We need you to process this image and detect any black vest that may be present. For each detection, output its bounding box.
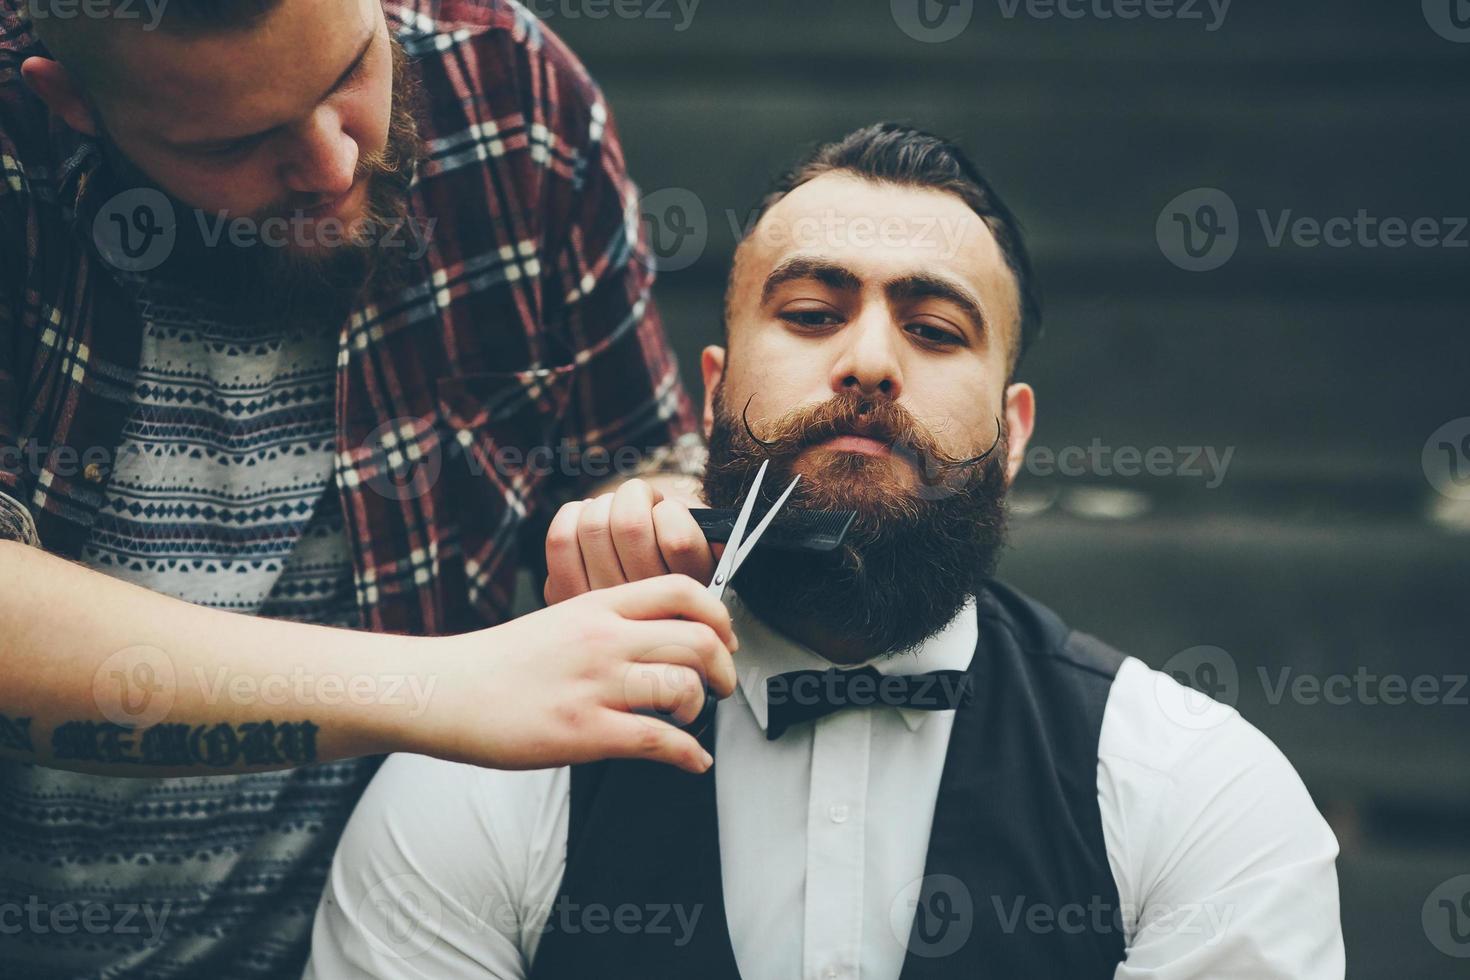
[528,582,1128,979]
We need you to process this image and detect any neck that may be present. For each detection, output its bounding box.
[762,610,883,667]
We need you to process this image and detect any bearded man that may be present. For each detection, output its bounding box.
[0,2,738,976]
[307,123,1346,979]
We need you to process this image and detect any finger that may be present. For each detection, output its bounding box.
[544,500,591,604]
[651,499,716,583]
[620,662,707,727]
[605,575,737,651]
[577,493,626,590]
[629,624,736,699]
[609,479,670,582]
[597,711,713,774]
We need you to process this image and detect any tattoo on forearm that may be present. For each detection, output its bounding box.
[0,712,35,753]
[50,720,320,768]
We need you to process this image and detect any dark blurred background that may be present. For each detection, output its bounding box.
[545,1,1470,975]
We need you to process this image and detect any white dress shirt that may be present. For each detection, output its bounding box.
[305,593,1345,979]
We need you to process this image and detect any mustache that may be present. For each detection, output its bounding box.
[738,392,1004,473]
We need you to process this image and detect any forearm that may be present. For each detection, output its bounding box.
[0,540,427,777]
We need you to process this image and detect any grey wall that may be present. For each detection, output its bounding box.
[549,2,1470,975]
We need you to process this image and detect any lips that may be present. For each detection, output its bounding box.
[818,434,892,457]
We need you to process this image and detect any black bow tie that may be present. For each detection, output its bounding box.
[764,665,974,740]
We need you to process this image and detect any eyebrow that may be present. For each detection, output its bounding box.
[171,31,376,150]
[760,257,989,338]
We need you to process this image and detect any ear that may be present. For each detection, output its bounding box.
[700,345,727,440]
[1002,381,1035,485]
[20,57,101,137]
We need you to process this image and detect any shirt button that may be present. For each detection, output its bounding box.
[83,463,105,483]
[828,804,849,824]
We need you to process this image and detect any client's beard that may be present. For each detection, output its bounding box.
[90,35,427,329]
[702,385,1011,660]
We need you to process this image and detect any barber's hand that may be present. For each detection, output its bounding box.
[544,478,717,603]
[412,575,736,774]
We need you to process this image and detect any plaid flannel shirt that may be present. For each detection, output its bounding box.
[0,0,698,635]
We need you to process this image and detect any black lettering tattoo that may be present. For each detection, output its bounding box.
[51,719,321,768]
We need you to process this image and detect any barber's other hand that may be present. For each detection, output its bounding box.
[544,478,716,603]
[411,575,736,774]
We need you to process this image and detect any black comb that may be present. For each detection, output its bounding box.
[689,507,857,554]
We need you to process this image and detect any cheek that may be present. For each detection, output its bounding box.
[908,364,1000,454]
[732,327,834,413]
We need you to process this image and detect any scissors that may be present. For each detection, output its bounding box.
[706,459,802,601]
[658,460,798,739]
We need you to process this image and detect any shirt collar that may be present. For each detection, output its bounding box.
[726,590,978,735]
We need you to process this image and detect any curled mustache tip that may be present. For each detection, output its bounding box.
[742,393,780,451]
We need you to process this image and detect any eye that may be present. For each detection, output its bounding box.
[191,137,263,161]
[780,309,842,330]
[906,322,963,346]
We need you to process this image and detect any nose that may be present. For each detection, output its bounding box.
[280,105,359,202]
[829,304,904,401]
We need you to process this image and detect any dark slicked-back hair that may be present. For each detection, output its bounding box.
[736,122,1041,369]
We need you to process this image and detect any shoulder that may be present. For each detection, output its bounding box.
[1098,658,1342,967]
[387,0,604,119]
[351,751,570,856]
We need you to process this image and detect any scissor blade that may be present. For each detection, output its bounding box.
[730,474,801,577]
[707,459,769,596]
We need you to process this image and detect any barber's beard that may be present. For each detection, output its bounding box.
[93,35,427,329]
[702,384,1011,660]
